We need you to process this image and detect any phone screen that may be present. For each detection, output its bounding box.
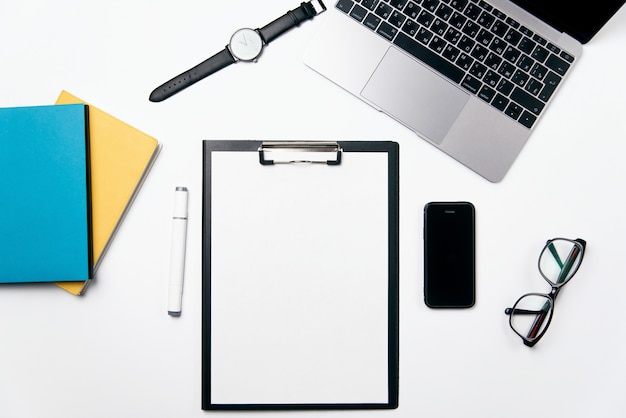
[424,202,475,308]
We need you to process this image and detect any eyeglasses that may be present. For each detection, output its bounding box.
[505,238,587,347]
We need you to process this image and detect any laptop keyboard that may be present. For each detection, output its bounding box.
[335,0,575,128]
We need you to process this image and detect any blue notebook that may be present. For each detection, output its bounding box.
[0,104,92,284]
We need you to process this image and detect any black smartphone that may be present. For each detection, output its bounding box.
[423,202,475,308]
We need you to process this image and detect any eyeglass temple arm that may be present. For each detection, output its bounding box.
[503,305,550,343]
[527,311,549,339]
[555,244,581,284]
[505,307,543,315]
[547,242,564,268]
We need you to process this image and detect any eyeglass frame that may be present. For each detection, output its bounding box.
[504,238,587,347]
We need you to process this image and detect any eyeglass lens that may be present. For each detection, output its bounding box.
[510,294,554,343]
[539,239,583,286]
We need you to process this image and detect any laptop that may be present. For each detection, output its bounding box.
[303,0,624,181]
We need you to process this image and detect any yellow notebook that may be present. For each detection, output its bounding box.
[54,91,161,295]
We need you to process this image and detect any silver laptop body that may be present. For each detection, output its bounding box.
[303,0,619,181]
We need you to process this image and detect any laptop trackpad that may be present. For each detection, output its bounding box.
[361,47,469,145]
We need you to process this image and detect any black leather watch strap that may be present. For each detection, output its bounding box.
[149,48,236,102]
[149,1,326,102]
[258,1,326,44]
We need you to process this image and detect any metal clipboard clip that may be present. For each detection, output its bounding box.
[258,142,342,165]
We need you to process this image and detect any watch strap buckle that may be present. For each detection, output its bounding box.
[309,0,327,15]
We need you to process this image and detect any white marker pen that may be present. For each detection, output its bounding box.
[168,186,188,316]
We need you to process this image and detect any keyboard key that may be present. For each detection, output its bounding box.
[504,28,522,46]
[435,4,454,20]
[416,27,434,44]
[516,55,534,72]
[492,93,509,111]
[518,37,536,54]
[404,1,421,20]
[503,45,521,63]
[461,74,482,94]
[519,25,534,37]
[490,19,509,38]
[361,0,379,10]
[496,78,514,95]
[402,19,419,36]
[389,0,408,10]
[389,10,407,27]
[432,18,449,36]
[489,38,506,55]
[478,85,496,102]
[511,69,529,87]
[483,69,500,87]
[429,35,447,54]
[476,28,494,46]
[350,5,368,21]
[336,0,354,13]
[538,71,561,101]
[546,42,560,54]
[458,35,475,53]
[450,0,468,12]
[477,11,495,29]
[469,62,487,78]
[444,27,462,44]
[505,102,523,120]
[529,62,547,80]
[470,44,488,61]
[498,61,515,78]
[560,50,575,63]
[377,21,399,40]
[456,53,474,70]
[511,87,544,115]
[449,11,467,29]
[364,12,382,30]
[492,8,506,20]
[394,32,465,83]
[532,33,547,46]
[505,16,520,29]
[423,0,440,13]
[484,52,502,70]
[442,44,461,62]
[463,3,481,19]
[519,111,537,128]
[375,2,393,19]
[462,20,480,37]
[531,45,549,62]
[545,54,570,76]
[417,10,435,26]
[524,78,542,96]
[470,62,487,79]
[478,1,493,12]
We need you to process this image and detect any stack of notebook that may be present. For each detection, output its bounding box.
[0,91,161,295]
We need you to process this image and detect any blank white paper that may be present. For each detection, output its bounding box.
[209,149,390,405]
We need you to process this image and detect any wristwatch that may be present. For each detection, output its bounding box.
[149,0,326,102]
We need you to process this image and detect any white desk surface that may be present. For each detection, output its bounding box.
[1,1,625,417]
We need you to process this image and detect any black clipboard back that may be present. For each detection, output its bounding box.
[202,140,399,410]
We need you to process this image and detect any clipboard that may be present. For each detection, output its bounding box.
[202,140,399,410]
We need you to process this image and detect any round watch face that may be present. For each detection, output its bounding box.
[229,28,264,62]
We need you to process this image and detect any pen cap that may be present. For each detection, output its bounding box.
[173,186,188,219]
